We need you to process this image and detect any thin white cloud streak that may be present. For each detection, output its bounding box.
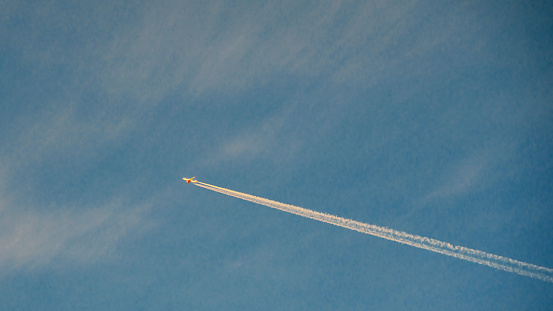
[423,152,491,202]
[194,181,553,283]
[197,106,303,167]
[0,194,150,272]
[96,0,428,99]
[0,101,147,273]
[3,106,133,168]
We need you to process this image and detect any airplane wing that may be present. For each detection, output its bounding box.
[183,177,197,183]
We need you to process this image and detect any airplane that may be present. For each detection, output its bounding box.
[183,177,198,184]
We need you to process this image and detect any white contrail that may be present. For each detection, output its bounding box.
[194,181,553,283]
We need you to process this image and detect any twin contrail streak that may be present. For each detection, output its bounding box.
[194,180,553,283]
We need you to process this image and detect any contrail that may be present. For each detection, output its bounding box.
[193,180,553,283]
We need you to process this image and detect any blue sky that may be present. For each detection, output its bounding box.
[1,0,552,309]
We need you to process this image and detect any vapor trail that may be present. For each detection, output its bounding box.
[194,181,553,283]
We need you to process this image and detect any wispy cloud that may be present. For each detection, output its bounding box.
[0,100,148,275]
[197,105,303,167]
[426,155,488,200]
[3,105,133,169]
[93,0,428,99]
[422,141,518,203]
[0,193,150,272]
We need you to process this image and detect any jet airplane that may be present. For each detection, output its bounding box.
[183,177,198,184]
